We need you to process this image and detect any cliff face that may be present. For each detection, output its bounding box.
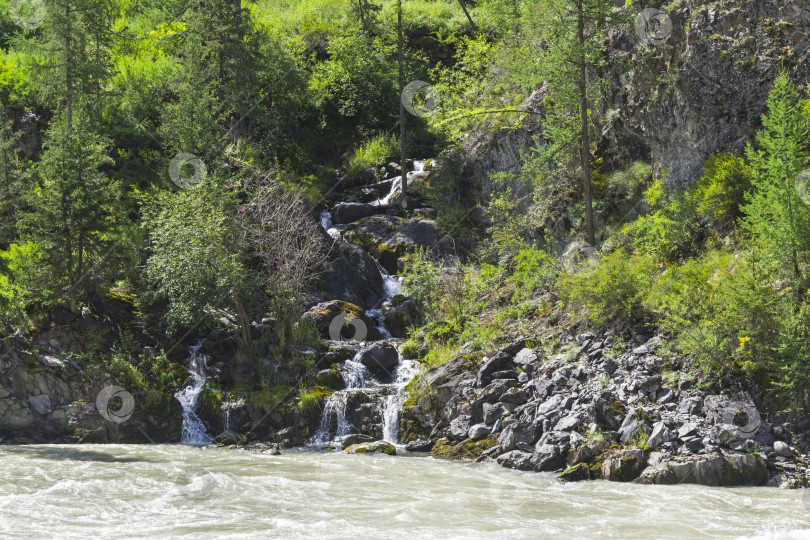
[611,0,810,189]
[472,0,810,197]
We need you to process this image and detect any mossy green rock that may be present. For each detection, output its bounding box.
[431,436,497,461]
[345,441,397,455]
[559,462,602,482]
[316,366,344,390]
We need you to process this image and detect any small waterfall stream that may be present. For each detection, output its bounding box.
[175,342,213,445]
[311,162,427,447]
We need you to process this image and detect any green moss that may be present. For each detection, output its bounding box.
[609,400,627,415]
[559,462,600,482]
[431,436,497,461]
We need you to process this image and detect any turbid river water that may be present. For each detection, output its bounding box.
[0,445,809,539]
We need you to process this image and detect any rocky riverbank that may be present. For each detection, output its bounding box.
[397,330,810,489]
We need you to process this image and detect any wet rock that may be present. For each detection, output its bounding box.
[600,447,648,482]
[345,441,397,455]
[316,366,345,390]
[405,439,435,452]
[635,450,768,486]
[357,342,399,380]
[533,443,564,472]
[496,449,534,470]
[301,301,383,341]
[341,433,375,449]
[432,436,498,461]
[331,202,376,224]
[214,430,247,446]
[559,462,599,482]
[382,300,424,338]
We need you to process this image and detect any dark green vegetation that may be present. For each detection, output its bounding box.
[1,0,810,422]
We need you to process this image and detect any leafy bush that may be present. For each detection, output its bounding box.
[691,153,751,233]
[557,249,658,325]
[345,133,398,179]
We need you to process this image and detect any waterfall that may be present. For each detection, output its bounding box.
[221,393,245,432]
[312,392,353,444]
[175,342,213,445]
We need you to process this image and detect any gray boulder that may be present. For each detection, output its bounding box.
[497,421,540,451]
[357,342,399,380]
[468,424,491,441]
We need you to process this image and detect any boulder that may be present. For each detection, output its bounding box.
[315,367,345,390]
[496,450,534,471]
[483,403,507,425]
[448,415,472,441]
[301,301,383,342]
[345,441,397,455]
[468,424,490,441]
[536,394,564,417]
[321,238,386,309]
[647,422,677,450]
[600,447,648,482]
[476,352,515,387]
[618,409,650,445]
[340,433,376,449]
[331,202,376,224]
[382,300,424,338]
[356,342,399,380]
[773,440,794,457]
[214,430,247,446]
[635,450,768,486]
[497,421,540,451]
[405,439,435,452]
[532,444,564,472]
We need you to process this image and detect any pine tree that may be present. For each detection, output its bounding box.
[0,113,24,248]
[518,0,624,245]
[743,73,810,296]
[19,113,118,294]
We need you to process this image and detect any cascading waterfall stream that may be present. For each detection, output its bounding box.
[310,159,429,447]
[175,342,213,445]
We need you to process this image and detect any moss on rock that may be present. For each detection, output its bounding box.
[431,436,497,461]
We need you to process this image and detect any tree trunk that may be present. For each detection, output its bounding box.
[65,2,72,130]
[457,0,477,31]
[577,0,594,245]
[231,0,246,141]
[398,0,407,203]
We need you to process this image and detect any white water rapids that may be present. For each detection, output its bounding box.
[0,444,807,539]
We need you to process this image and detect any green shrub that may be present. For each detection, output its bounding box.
[691,153,751,233]
[557,249,658,325]
[345,133,398,180]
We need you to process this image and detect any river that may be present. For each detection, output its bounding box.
[0,444,808,539]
